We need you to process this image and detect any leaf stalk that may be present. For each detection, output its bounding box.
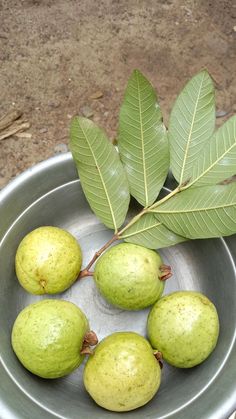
[79,234,119,278]
[148,186,180,211]
[78,187,181,277]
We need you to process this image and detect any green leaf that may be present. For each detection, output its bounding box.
[70,117,130,232]
[118,69,169,207]
[185,115,236,188]
[169,70,215,185]
[151,183,236,239]
[120,213,186,249]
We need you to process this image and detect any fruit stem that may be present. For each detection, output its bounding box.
[79,269,94,278]
[78,234,119,278]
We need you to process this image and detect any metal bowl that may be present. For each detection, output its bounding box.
[0,153,235,419]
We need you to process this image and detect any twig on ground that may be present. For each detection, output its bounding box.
[0,122,30,141]
[0,110,22,131]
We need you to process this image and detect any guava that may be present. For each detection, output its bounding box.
[93,243,171,310]
[11,299,98,378]
[83,331,162,412]
[147,291,220,368]
[15,226,82,294]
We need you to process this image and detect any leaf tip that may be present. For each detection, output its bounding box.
[199,67,210,76]
[131,69,148,84]
[70,115,84,133]
[132,68,142,77]
[197,68,215,89]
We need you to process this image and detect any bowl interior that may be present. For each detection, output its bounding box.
[0,155,235,419]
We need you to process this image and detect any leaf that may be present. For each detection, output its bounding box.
[185,115,236,188]
[169,70,215,185]
[118,69,169,207]
[151,183,236,239]
[70,117,130,232]
[120,213,186,249]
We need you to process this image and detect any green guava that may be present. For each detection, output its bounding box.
[94,243,171,310]
[11,299,97,378]
[83,331,162,412]
[147,291,220,368]
[15,226,82,294]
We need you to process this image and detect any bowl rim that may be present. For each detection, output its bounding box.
[0,152,73,200]
[0,153,236,419]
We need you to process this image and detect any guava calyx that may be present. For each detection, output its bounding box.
[153,350,163,369]
[159,264,172,281]
[39,279,47,289]
[80,331,98,355]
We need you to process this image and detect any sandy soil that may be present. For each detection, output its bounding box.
[0,0,236,188]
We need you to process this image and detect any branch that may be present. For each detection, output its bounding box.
[78,187,181,279]
[117,207,147,237]
[148,186,180,210]
[79,234,119,278]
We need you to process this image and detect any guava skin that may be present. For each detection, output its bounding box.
[15,226,82,294]
[94,243,165,310]
[83,332,161,412]
[11,299,89,378]
[147,291,220,368]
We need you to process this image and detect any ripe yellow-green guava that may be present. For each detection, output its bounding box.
[83,331,162,412]
[94,243,170,310]
[147,291,220,368]
[11,299,97,378]
[15,226,82,294]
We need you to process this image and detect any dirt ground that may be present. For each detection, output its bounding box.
[0,0,236,189]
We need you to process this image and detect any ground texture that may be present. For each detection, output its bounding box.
[0,0,236,188]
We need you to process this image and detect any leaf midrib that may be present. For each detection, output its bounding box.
[136,71,148,207]
[179,72,205,185]
[152,200,236,214]
[79,122,117,232]
[121,221,162,238]
[185,136,236,188]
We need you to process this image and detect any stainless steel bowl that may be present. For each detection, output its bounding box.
[0,153,235,419]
